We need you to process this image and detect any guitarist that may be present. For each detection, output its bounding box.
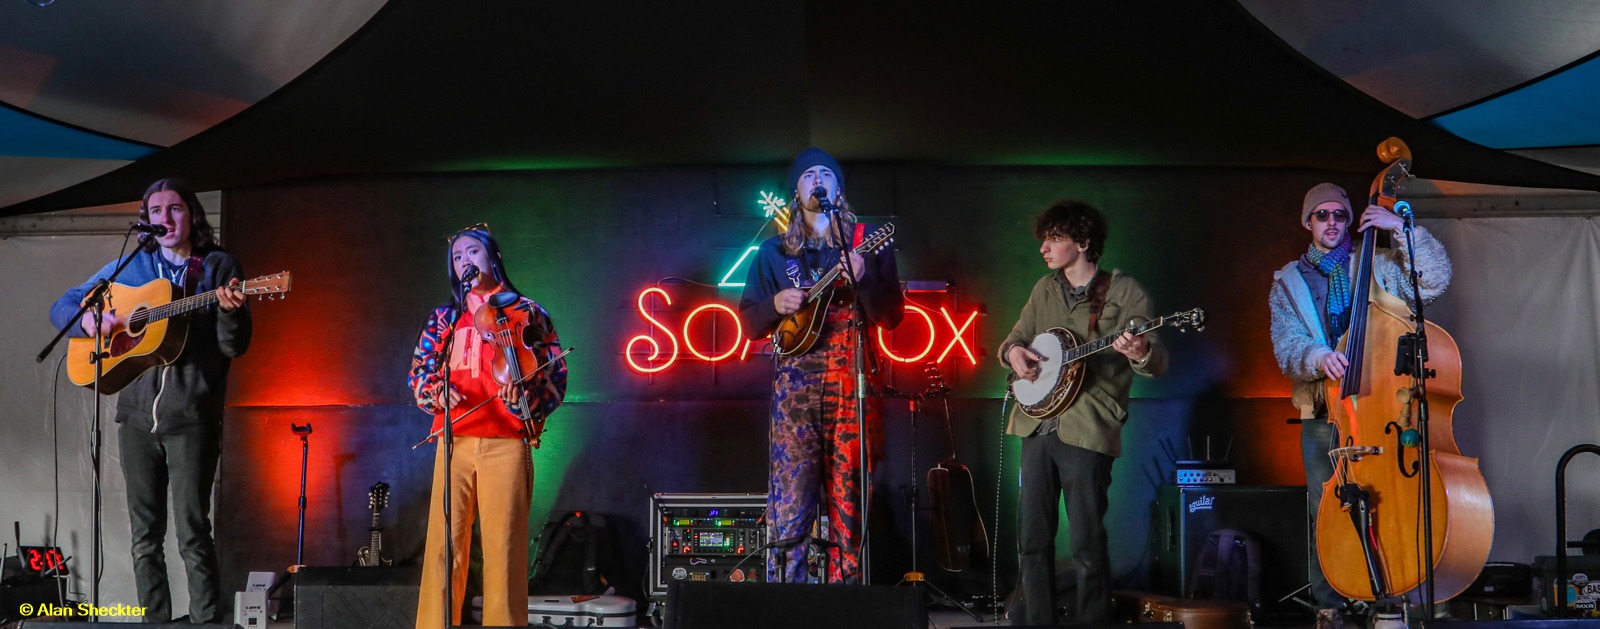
[1267,183,1451,629]
[48,178,250,624]
[737,147,903,584]
[999,200,1166,624]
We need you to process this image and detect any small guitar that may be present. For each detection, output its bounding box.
[924,364,990,572]
[769,223,895,356]
[66,272,292,393]
[1010,308,1205,418]
[355,482,392,567]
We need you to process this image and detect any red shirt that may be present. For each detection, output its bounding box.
[431,288,528,439]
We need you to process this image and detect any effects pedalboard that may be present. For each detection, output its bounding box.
[647,493,768,599]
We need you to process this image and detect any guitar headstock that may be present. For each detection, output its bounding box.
[242,272,293,301]
[856,223,896,255]
[1166,308,1207,333]
[368,482,390,512]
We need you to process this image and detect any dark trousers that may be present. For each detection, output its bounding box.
[118,422,223,623]
[1018,435,1114,625]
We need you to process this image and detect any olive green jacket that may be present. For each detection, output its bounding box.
[999,269,1168,457]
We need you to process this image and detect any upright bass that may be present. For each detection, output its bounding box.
[1315,138,1493,604]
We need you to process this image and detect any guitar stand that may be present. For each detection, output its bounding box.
[895,384,984,623]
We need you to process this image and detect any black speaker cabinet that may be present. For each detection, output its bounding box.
[295,565,422,629]
[664,581,927,629]
[1152,484,1308,617]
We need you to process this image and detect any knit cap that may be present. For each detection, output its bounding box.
[1302,182,1351,225]
[787,147,844,198]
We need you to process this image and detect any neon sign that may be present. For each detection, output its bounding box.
[623,287,979,374]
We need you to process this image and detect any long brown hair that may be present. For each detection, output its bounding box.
[138,178,218,254]
[780,194,858,256]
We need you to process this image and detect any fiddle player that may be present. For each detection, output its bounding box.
[1000,200,1167,624]
[1268,183,1450,629]
[406,223,567,629]
[737,147,902,583]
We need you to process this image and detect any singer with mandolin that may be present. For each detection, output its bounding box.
[406,223,567,629]
[999,200,1168,625]
[1268,182,1451,629]
[737,147,903,584]
[47,178,251,624]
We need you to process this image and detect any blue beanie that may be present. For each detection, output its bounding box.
[786,147,844,199]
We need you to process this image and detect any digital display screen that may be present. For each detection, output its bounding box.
[696,532,728,547]
[20,546,69,576]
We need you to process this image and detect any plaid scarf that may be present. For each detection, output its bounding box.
[1305,237,1352,340]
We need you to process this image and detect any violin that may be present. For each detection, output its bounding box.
[473,290,553,447]
[1315,137,1493,604]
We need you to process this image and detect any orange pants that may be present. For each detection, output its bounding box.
[415,436,533,629]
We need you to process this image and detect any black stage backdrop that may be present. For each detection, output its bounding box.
[213,164,1370,603]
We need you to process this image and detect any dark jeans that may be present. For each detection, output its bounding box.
[118,422,223,623]
[1018,435,1114,625]
[1301,418,1344,610]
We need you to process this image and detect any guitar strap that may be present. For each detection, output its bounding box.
[852,222,865,248]
[182,256,204,296]
[1085,269,1112,336]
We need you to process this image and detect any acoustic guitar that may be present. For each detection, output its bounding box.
[1010,308,1205,418]
[769,223,895,356]
[66,272,292,393]
[923,363,990,572]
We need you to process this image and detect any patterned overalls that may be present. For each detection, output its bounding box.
[766,243,883,584]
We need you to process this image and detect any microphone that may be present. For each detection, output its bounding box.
[131,222,168,236]
[811,186,838,216]
[460,263,480,289]
[1393,200,1413,219]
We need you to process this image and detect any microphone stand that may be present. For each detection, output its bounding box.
[34,230,153,620]
[433,277,470,629]
[830,204,873,585]
[1392,205,1437,619]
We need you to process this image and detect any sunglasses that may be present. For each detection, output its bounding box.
[445,221,491,241]
[1310,209,1350,224]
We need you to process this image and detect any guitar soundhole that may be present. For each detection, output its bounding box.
[124,309,148,337]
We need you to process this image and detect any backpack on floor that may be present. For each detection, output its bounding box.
[1186,528,1262,616]
[529,511,618,595]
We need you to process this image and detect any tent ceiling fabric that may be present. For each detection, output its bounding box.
[1236,0,1600,119]
[0,0,387,146]
[1237,0,1600,175]
[4,0,1600,216]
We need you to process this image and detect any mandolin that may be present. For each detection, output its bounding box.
[355,482,392,567]
[769,224,895,356]
[66,272,291,393]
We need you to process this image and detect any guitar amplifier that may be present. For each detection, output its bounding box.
[1152,485,1308,620]
[647,493,768,599]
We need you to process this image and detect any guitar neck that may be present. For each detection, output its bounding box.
[1065,317,1167,364]
[128,287,225,327]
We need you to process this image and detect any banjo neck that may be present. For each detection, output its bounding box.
[1063,316,1168,364]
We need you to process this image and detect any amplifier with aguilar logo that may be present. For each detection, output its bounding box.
[1152,485,1309,620]
[647,493,768,600]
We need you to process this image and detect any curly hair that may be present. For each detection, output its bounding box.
[1033,199,1107,263]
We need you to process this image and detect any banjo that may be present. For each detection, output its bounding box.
[1010,308,1205,418]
